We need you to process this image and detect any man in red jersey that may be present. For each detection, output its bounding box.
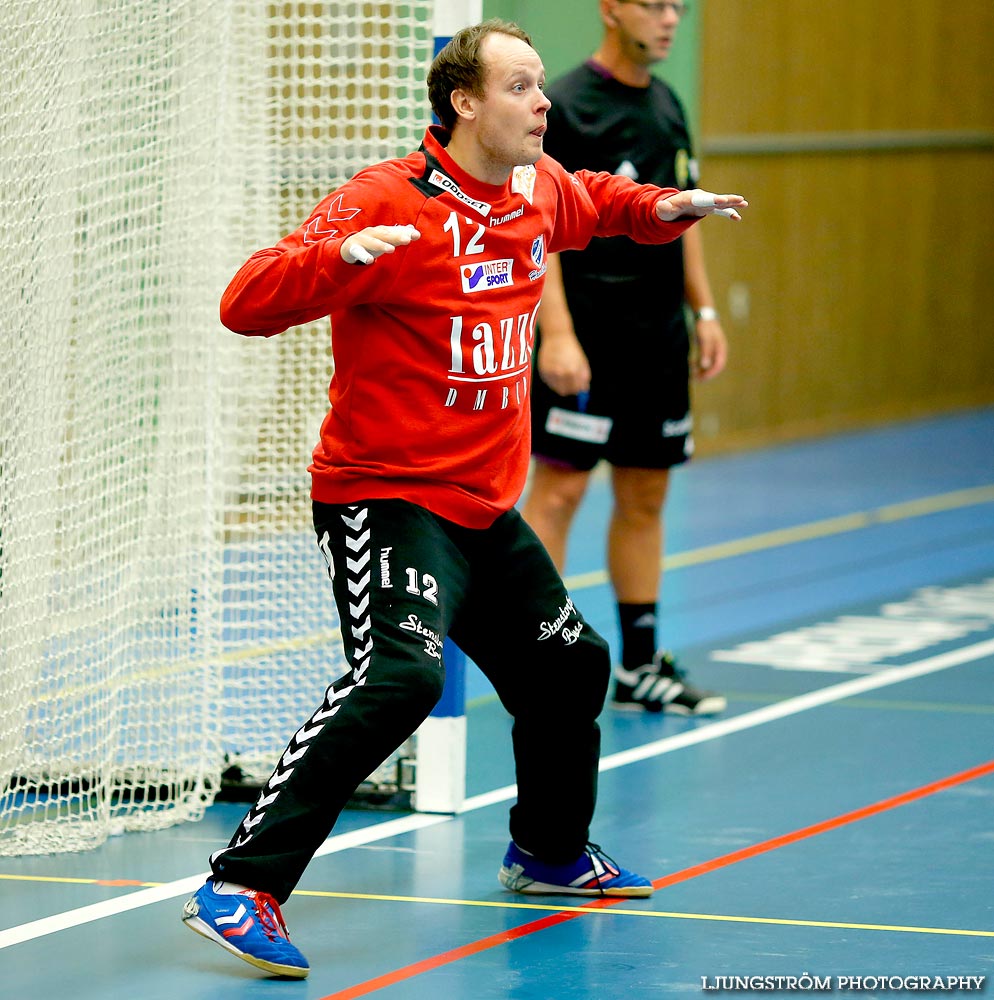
[183,19,745,979]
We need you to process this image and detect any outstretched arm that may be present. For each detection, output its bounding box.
[551,165,748,254]
[220,171,422,337]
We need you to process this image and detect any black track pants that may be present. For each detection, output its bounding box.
[210,499,610,902]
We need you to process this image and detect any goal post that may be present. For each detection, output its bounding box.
[0,0,479,856]
[410,0,483,816]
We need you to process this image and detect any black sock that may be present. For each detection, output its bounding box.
[617,602,657,669]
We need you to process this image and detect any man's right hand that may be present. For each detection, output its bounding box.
[537,329,592,397]
[341,224,421,264]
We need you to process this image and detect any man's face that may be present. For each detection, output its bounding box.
[473,33,551,174]
[611,0,683,65]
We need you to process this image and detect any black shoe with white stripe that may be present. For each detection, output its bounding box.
[611,651,727,716]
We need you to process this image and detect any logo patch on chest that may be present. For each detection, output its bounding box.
[461,258,515,292]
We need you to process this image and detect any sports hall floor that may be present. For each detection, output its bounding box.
[3,407,993,999]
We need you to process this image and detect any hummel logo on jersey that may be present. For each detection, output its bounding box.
[490,206,525,227]
[461,259,514,293]
[302,193,362,245]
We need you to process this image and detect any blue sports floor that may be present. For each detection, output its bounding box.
[2,408,993,999]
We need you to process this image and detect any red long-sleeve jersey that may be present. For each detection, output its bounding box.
[220,126,698,529]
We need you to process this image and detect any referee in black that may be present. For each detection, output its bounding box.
[523,0,730,716]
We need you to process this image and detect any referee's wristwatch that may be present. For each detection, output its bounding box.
[694,306,719,323]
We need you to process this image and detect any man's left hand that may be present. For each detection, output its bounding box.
[656,189,747,222]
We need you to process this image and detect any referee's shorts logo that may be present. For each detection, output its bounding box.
[546,407,612,444]
[662,414,693,438]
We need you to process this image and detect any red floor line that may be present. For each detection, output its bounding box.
[320,758,994,999]
[653,757,994,890]
[320,911,581,999]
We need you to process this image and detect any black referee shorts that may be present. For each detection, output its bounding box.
[531,288,693,472]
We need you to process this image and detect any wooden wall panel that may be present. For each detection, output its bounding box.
[701,0,994,135]
[693,0,994,452]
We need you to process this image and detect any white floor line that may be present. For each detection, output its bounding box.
[597,638,994,772]
[2,637,992,951]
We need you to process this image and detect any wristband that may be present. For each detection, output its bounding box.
[694,306,719,323]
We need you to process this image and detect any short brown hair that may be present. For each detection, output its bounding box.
[427,19,533,132]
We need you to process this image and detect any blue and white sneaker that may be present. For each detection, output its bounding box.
[499,842,654,898]
[182,879,309,979]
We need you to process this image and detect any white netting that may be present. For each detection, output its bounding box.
[0,0,434,856]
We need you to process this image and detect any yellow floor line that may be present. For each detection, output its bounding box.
[2,873,989,939]
[564,483,994,592]
[290,889,994,939]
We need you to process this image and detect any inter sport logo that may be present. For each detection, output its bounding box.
[461,258,515,293]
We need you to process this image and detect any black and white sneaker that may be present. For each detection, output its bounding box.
[611,651,727,716]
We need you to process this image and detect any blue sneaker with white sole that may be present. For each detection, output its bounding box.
[182,878,309,979]
[499,841,653,898]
